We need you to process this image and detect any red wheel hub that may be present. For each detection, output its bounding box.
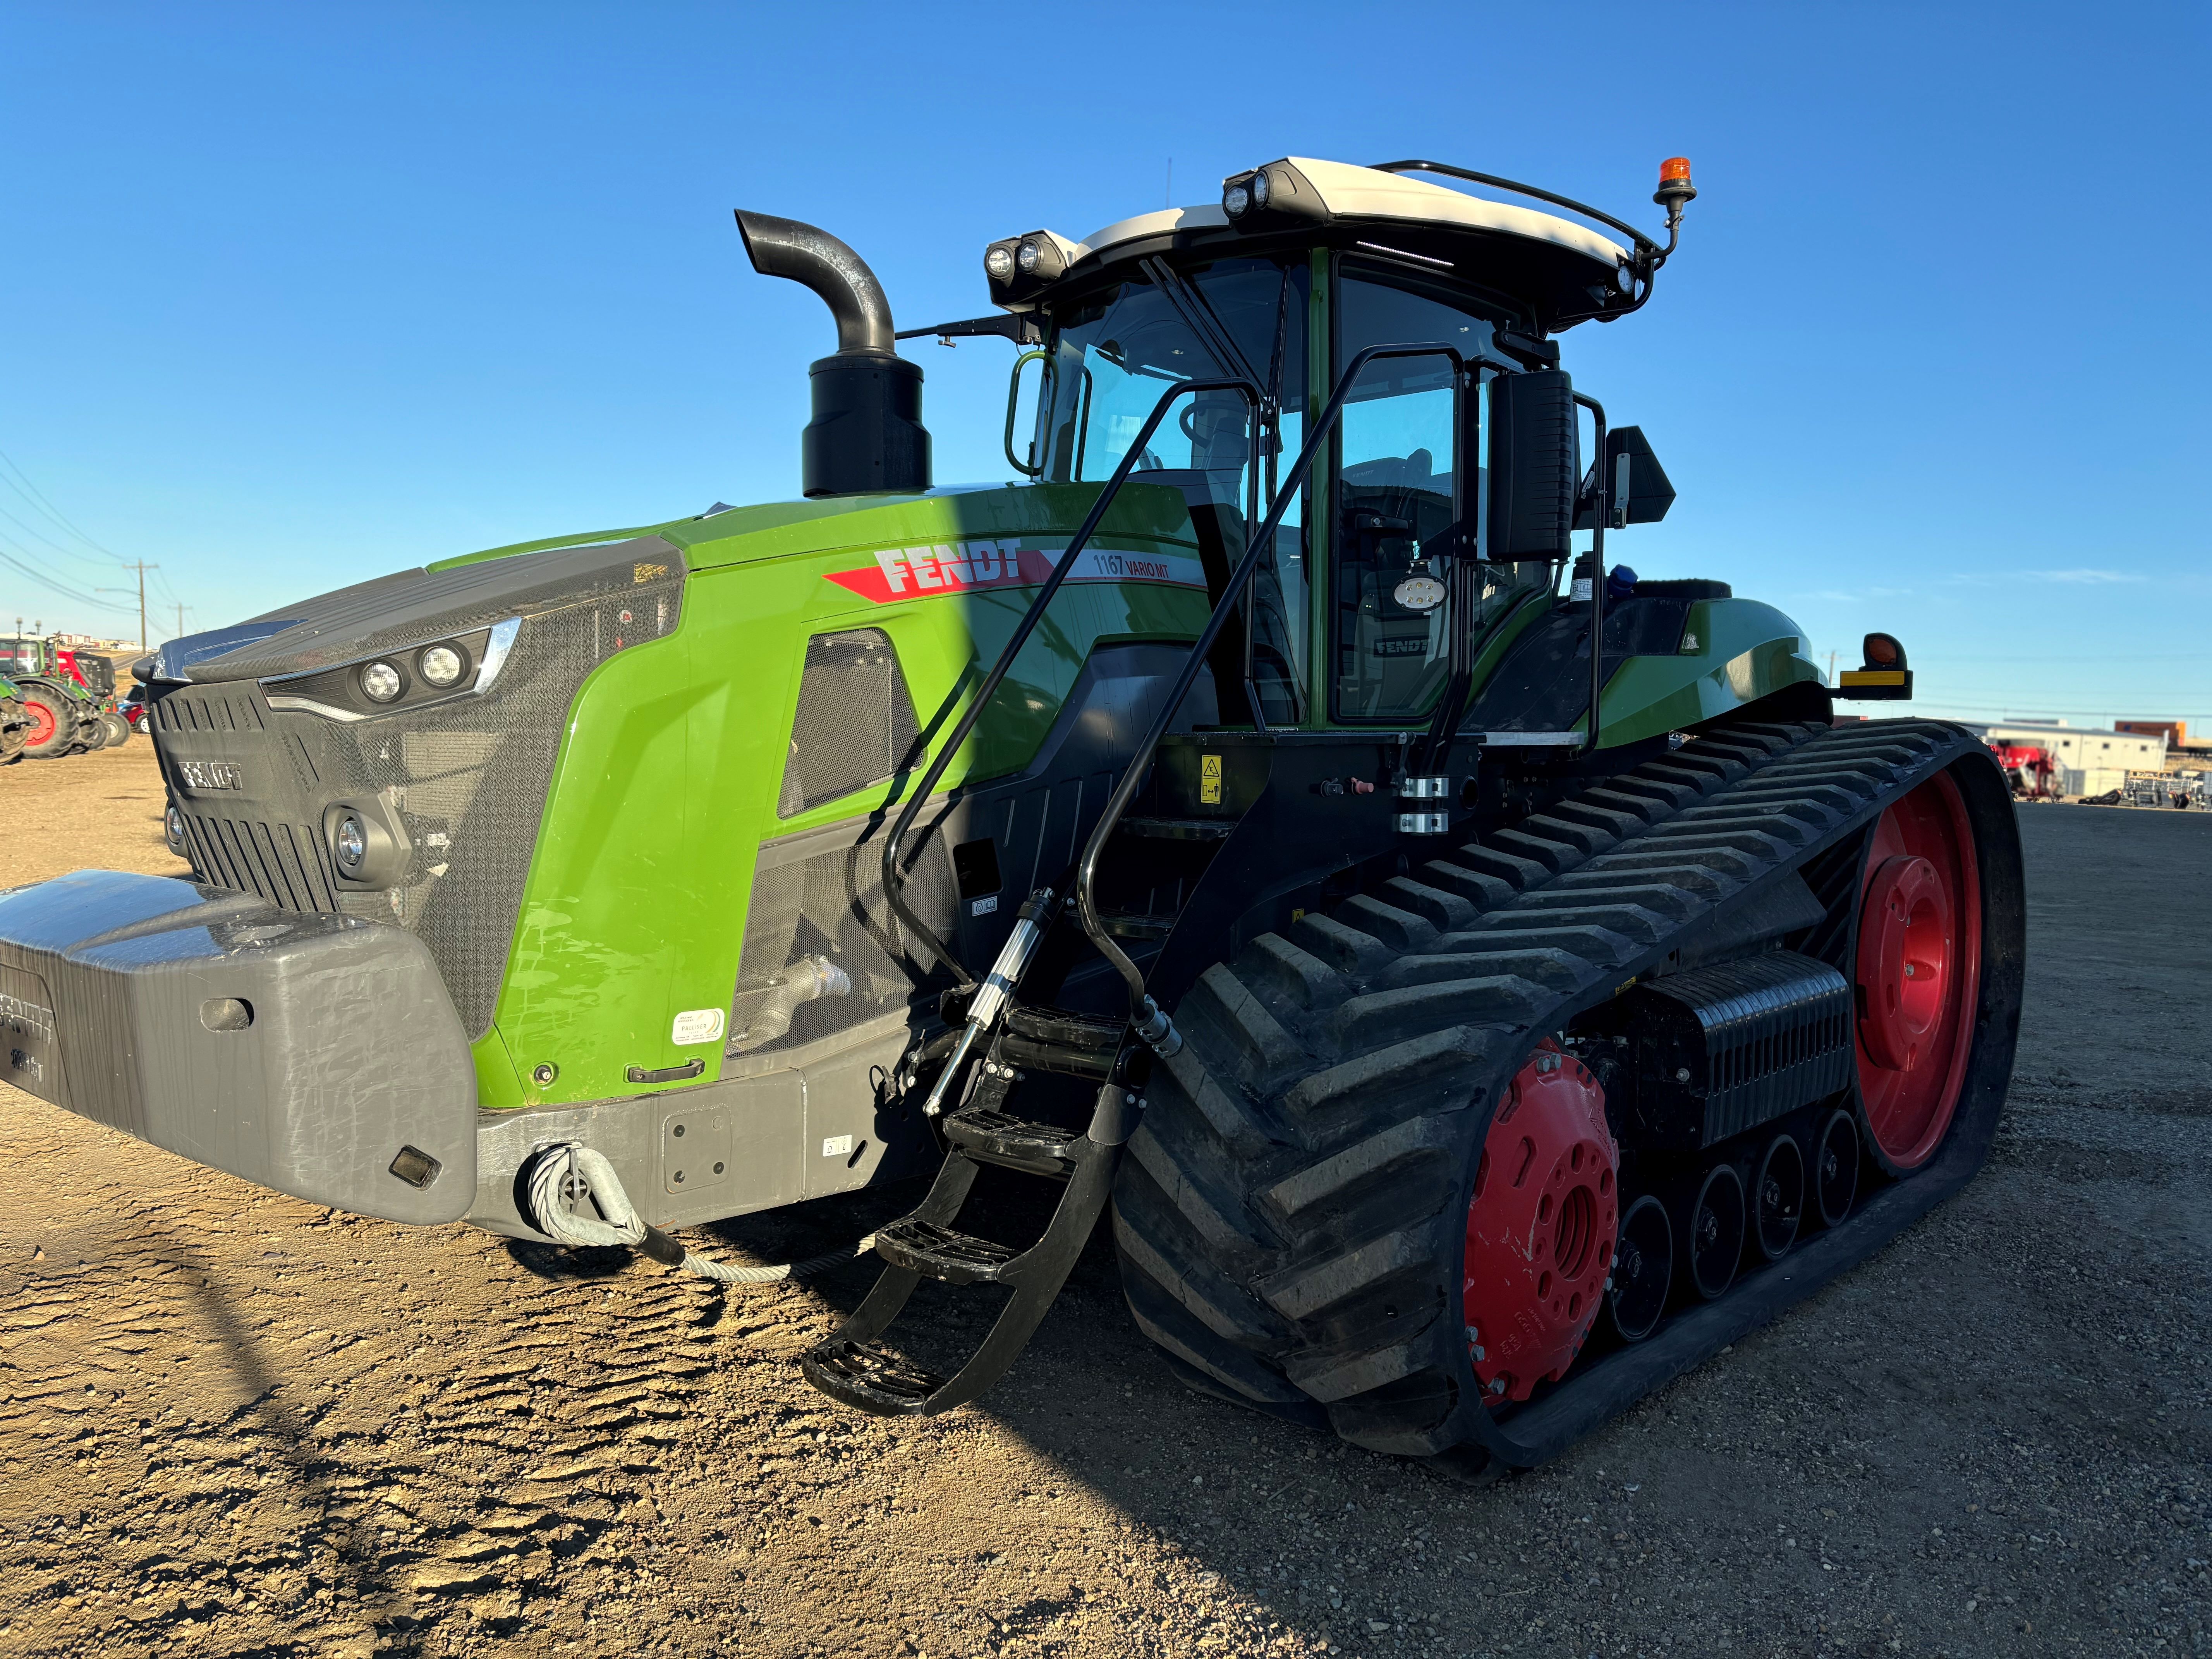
[24,699,55,747]
[1462,1042,1618,1405]
[1855,770,1982,1170]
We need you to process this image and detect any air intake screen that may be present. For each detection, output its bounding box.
[778,629,922,818]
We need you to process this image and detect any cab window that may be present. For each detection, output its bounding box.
[1039,258,1310,725]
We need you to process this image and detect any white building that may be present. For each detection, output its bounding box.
[1980,721,2166,797]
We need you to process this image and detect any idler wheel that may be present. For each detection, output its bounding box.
[1684,1163,1745,1301]
[1463,1043,1619,1405]
[1607,1194,1673,1343]
[1812,1107,1860,1228]
[1855,771,1982,1171]
[1752,1133,1804,1262]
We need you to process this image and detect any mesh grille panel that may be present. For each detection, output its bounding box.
[728,815,957,1058]
[778,629,921,818]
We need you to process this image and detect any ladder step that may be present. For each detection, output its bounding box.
[873,1218,1025,1285]
[1098,909,1178,940]
[1116,816,1236,842]
[944,1108,1084,1176]
[802,1339,949,1414]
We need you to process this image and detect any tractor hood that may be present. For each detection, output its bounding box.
[154,533,687,687]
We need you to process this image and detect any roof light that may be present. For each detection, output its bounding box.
[1250,168,1271,208]
[1016,238,1041,273]
[1863,632,1905,669]
[985,244,1015,281]
[1223,181,1250,218]
[1654,156,1697,211]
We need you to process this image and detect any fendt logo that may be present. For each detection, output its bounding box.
[826,542,1206,606]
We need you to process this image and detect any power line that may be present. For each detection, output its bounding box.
[0,447,130,563]
[0,542,136,616]
[0,500,127,570]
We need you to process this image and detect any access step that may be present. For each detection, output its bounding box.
[1097,909,1178,941]
[943,1107,1084,1176]
[872,1218,1025,1285]
[804,1339,948,1413]
[1115,816,1235,842]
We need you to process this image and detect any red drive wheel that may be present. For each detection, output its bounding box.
[24,697,55,748]
[1463,1042,1618,1405]
[1855,769,1982,1171]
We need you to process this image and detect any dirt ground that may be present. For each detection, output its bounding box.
[1,744,2206,1659]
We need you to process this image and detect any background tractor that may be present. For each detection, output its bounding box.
[0,673,29,764]
[0,155,2022,1472]
[0,632,107,758]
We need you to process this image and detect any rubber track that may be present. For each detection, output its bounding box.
[1111,717,2003,1466]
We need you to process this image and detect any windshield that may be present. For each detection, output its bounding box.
[1037,257,1312,723]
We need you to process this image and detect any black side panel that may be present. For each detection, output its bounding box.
[1461,592,1695,733]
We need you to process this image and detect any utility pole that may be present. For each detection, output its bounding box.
[98,561,158,651]
[1827,650,1838,685]
[176,603,185,639]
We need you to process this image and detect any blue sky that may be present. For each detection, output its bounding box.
[3,2,2205,729]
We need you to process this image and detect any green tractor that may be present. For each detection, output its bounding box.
[0,633,107,758]
[0,673,29,764]
[0,156,2021,1472]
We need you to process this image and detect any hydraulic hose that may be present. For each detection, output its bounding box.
[524,1144,873,1285]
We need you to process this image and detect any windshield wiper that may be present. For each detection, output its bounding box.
[1140,257,1265,397]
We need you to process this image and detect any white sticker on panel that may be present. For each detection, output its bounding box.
[821,1134,855,1158]
[670,1008,726,1046]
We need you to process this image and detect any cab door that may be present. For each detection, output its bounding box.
[1326,262,1499,724]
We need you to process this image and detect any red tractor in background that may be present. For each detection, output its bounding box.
[1989,742,2057,801]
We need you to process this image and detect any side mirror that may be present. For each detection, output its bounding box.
[1483,369,1578,560]
[1575,425,1676,529]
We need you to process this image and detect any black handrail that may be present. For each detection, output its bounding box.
[1573,391,1609,754]
[879,374,1262,987]
[1074,340,1467,1023]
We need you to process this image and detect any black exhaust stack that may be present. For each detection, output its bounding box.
[735,211,931,498]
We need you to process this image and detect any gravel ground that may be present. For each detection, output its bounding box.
[0,745,2205,1658]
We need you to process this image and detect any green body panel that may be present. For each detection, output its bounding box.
[1592,598,1822,747]
[479,481,1213,1108]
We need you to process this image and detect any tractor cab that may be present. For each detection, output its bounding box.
[969,158,1692,744]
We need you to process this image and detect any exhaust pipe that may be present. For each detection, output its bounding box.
[735,210,931,498]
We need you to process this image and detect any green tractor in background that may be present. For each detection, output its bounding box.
[0,673,30,764]
[0,156,2021,1473]
[0,633,109,758]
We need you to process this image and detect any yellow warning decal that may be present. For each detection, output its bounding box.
[633,561,670,583]
[1200,753,1223,804]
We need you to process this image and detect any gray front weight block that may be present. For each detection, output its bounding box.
[0,869,476,1224]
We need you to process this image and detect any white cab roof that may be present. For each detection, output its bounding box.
[1072,158,1630,270]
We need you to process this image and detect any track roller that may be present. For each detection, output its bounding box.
[1607,1193,1673,1342]
[1812,1107,1859,1228]
[1752,1132,1804,1261]
[1684,1164,1745,1300]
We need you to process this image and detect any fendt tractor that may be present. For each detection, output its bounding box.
[0,634,110,758]
[0,674,29,764]
[0,156,2023,1472]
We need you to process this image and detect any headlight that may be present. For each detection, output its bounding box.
[333,813,368,872]
[1016,237,1041,274]
[984,244,1014,280]
[164,803,187,854]
[417,643,465,687]
[1223,182,1250,218]
[359,660,404,702]
[1250,169,1271,207]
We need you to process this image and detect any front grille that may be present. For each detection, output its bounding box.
[179,813,341,913]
